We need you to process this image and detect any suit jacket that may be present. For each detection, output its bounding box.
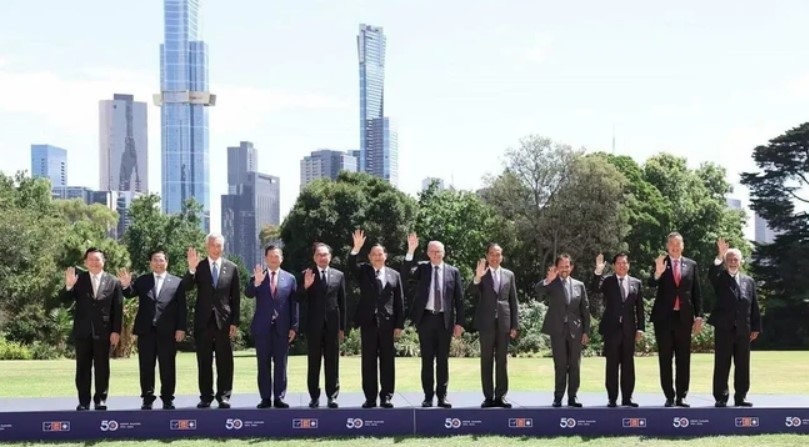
[348,253,404,329]
[60,271,123,339]
[245,269,299,336]
[592,273,645,336]
[181,258,241,330]
[648,256,703,326]
[470,268,519,333]
[706,263,761,334]
[295,267,347,335]
[123,273,187,337]
[536,276,590,339]
[404,259,465,330]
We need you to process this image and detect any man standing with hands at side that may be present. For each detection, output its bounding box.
[404,233,465,409]
[182,233,241,409]
[536,254,590,408]
[708,239,761,408]
[61,248,123,411]
[649,232,703,408]
[296,243,345,408]
[470,243,519,408]
[593,252,644,408]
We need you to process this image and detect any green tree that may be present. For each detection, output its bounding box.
[741,122,809,348]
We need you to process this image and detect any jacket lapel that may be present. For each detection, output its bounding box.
[95,272,106,299]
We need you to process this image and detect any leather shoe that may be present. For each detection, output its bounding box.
[664,398,674,407]
[481,399,496,408]
[380,398,394,409]
[495,398,512,409]
[421,399,433,408]
[162,402,175,410]
[715,401,727,408]
[735,400,753,407]
[197,401,211,409]
[622,400,639,408]
[568,397,583,408]
[552,400,562,408]
[308,399,319,408]
[274,399,290,409]
[141,401,153,410]
[437,398,452,409]
[94,401,107,411]
[257,400,273,409]
[76,405,89,411]
[675,398,690,408]
[327,398,338,409]
[362,400,376,408]
[607,401,618,408]
[218,399,231,409]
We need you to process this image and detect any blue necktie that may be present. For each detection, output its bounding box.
[211,262,219,288]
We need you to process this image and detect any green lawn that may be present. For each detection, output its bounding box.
[1,351,807,397]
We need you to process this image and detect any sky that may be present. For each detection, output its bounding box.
[1,0,808,239]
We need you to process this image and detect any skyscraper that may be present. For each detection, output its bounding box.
[754,214,778,245]
[221,142,280,267]
[99,94,148,193]
[155,0,216,230]
[358,24,398,186]
[300,149,358,190]
[31,144,68,187]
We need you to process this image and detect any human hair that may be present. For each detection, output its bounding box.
[265,245,283,256]
[84,247,104,260]
[555,253,573,266]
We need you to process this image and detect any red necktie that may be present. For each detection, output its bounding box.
[673,260,681,310]
[271,271,277,296]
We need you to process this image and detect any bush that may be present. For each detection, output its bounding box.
[513,299,551,357]
[30,341,62,360]
[0,335,33,360]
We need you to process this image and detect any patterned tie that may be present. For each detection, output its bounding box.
[673,259,681,310]
[271,271,278,321]
[434,266,443,312]
[211,262,219,288]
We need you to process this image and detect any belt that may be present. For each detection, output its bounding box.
[425,310,444,315]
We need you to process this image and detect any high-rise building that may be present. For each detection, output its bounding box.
[155,0,216,230]
[221,142,280,267]
[726,197,742,210]
[300,149,358,190]
[754,214,778,245]
[31,144,67,187]
[358,24,398,186]
[99,94,148,193]
[422,177,446,192]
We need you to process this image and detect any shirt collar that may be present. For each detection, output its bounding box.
[208,257,220,266]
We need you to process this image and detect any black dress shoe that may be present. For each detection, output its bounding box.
[380,398,394,409]
[94,402,107,411]
[162,402,176,410]
[76,405,90,411]
[257,400,273,409]
[437,398,452,409]
[568,398,583,408]
[552,400,562,408]
[327,399,338,409]
[675,398,690,408]
[421,399,433,408]
[218,399,231,409]
[664,398,674,407]
[481,399,495,408]
[607,401,618,408]
[715,401,727,408]
[362,400,376,408]
[308,399,319,408]
[274,399,290,409]
[495,398,512,409]
[622,400,639,408]
[141,402,153,410]
[197,400,212,409]
[734,400,753,407]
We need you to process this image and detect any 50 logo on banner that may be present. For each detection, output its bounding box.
[560,418,577,428]
[444,418,462,429]
[785,417,802,427]
[672,417,690,428]
[99,420,119,432]
[346,418,364,429]
[225,419,243,430]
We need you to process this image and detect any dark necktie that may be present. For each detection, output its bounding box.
[434,266,443,312]
[618,277,627,302]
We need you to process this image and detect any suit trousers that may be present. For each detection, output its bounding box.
[479,320,510,400]
[195,313,234,403]
[254,322,290,401]
[712,327,751,403]
[137,328,178,403]
[74,335,111,406]
[360,317,395,402]
[654,311,692,400]
[418,312,452,399]
[603,327,636,403]
[550,324,582,401]
[306,322,340,400]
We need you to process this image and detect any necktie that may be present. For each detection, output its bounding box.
[321,269,327,291]
[564,278,571,305]
[92,275,100,298]
[492,269,500,293]
[673,260,681,310]
[375,269,383,290]
[211,262,219,288]
[154,275,163,298]
[433,266,443,312]
[271,271,278,321]
[618,277,626,302]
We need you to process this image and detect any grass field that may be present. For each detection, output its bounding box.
[1,351,808,397]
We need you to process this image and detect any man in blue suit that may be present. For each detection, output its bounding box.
[245,245,299,409]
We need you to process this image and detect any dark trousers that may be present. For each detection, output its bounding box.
[479,321,510,400]
[254,325,290,401]
[195,313,233,403]
[604,329,636,403]
[137,329,178,403]
[654,312,692,400]
[418,312,452,399]
[713,327,751,403]
[550,328,582,401]
[307,325,340,400]
[360,318,395,402]
[74,335,111,406]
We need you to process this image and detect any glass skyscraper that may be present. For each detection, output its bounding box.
[30,144,67,187]
[358,24,398,186]
[156,0,215,230]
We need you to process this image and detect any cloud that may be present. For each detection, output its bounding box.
[521,37,553,64]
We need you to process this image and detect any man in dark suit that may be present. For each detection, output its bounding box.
[296,243,346,408]
[708,239,761,408]
[182,233,241,409]
[349,229,404,409]
[404,233,465,409]
[648,231,703,407]
[245,245,299,409]
[61,248,123,411]
[593,252,644,408]
[470,243,518,408]
[536,253,590,408]
[118,250,187,410]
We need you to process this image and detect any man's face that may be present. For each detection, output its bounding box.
[486,246,503,269]
[313,246,331,269]
[369,246,387,267]
[613,256,630,277]
[428,242,445,265]
[725,252,741,273]
[667,236,684,258]
[265,248,283,270]
[206,238,223,259]
[556,257,573,278]
[150,253,168,275]
[85,252,104,274]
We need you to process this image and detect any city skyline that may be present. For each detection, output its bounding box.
[4,1,809,240]
[30,144,67,188]
[99,94,148,193]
